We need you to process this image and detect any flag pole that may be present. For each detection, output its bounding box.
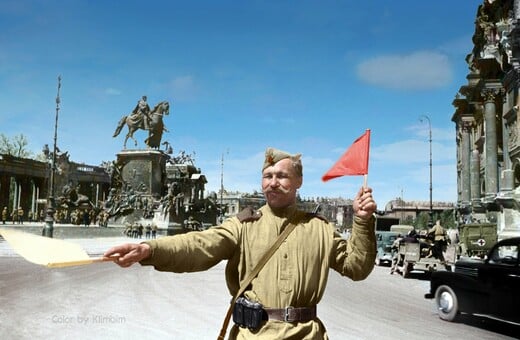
[363,174,368,189]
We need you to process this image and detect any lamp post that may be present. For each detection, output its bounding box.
[419,114,433,228]
[43,75,61,238]
[219,149,229,224]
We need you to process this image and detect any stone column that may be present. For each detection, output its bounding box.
[12,179,19,213]
[461,122,472,204]
[19,176,32,217]
[470,148,481,202]
[482,88,500,198]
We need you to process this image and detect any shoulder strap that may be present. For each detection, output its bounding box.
[217,219,297,340]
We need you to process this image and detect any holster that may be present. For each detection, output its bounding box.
[232,297,264,330]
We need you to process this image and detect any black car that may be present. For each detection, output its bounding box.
[425,236,520,325]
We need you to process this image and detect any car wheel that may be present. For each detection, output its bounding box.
[434,285,459,322]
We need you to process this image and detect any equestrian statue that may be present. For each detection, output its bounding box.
[113,96,170,149]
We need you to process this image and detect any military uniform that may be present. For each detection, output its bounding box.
[428,222,446,242]
[428,221,446,261]
[141,204,376,339]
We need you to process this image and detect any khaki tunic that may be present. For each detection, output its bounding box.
[428,224,446,241]
[141,204,376,339]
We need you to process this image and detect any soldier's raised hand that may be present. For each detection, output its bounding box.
[353,187,376,220]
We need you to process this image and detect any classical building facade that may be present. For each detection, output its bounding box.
[383,199,455,225]
[0,153,110,222]
[452,0,520,239]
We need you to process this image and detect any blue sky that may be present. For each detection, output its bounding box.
[0,0,483,207]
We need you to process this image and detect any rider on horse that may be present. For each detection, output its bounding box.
[130,95,151,130]
[113,99,170,149]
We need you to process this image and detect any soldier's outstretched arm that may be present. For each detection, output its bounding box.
[104,243,151,268]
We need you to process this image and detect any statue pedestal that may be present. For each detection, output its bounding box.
[116,150,167,198]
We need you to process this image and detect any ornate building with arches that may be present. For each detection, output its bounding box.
[452,0,520,239]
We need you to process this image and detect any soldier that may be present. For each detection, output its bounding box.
[2,207,7,224]
[390,233,403,274]
[105,147,377,339]
[428,219,447,261]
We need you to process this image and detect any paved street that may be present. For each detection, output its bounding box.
[1,230,519,340]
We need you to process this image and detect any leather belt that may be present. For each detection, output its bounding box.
[264,306,316,322]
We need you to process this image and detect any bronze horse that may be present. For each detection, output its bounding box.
[113,101,170,149]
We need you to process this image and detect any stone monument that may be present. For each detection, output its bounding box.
[108,96,218,233]
[108,97,171,223]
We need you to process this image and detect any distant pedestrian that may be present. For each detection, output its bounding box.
[151,223,157,239]
[82,210,90,227]
[138,223,143,239]
[145,224,151,239]
[17,207,24,224]
[2,207,7,224]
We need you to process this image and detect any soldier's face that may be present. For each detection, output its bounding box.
[262,158,302,209]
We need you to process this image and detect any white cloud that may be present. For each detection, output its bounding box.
[356,51,452,90]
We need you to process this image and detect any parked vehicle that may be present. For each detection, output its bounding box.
[375,231,399,266]
[425,237,520,325]
[375,216,400,231]
[458,222,497,258]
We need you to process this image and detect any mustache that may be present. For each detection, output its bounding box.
[264,187,290,194]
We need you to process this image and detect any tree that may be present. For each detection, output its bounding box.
[414,211,430,230]
[440,209,456,229]
[0,133,32,158]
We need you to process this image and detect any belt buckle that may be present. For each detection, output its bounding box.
[283,306,295,322]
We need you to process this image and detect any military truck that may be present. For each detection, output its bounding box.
[392,227,457,277]
[375,216,400,231]
[457,222,497,258]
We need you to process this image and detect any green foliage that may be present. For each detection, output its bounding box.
[402,215,414,226]
[439,209,456,229]
[414,211,430,229]
[0,133,32,158]
[414,209,455,230]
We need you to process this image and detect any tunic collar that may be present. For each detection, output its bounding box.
[265,203,298,219]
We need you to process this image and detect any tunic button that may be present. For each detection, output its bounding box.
[284,254,288,258]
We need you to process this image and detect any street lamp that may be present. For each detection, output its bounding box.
[43,75,61,238]
[219,149,229,224]
[419,115,433,228]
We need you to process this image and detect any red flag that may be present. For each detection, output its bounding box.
[322,129,370,182]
